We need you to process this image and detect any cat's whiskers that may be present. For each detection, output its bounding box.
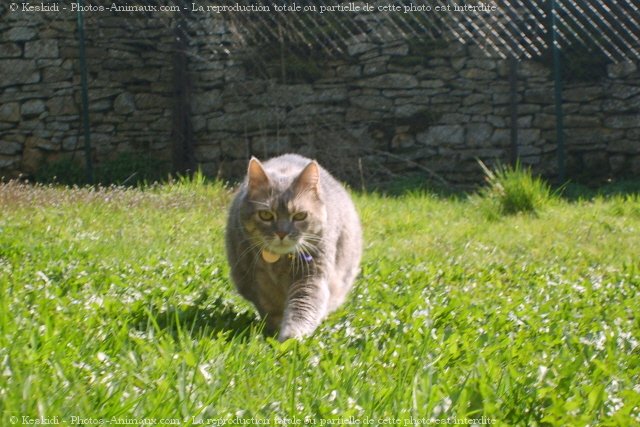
[246,236,276,278]
[299,233,328,253]
[234,235,264,258]
[296,240,318,278]
[291,249,302,277]
[232,236,269,282]
[297,238,317,255]
[293,245,307,271]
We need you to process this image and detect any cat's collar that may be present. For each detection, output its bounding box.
[289,252,314,263]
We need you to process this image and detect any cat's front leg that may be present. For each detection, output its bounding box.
[278,277,329,341]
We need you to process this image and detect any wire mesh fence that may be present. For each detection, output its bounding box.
[1,0,639,185]
[215,0,640,61]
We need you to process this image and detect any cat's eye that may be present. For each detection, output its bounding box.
[258,210,275,221]
[292,212,308,221]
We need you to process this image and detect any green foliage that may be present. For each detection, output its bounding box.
[475,160,554,218]
[95,152,169,186]
[1,182,639,425]
[33,152,171,186]
[33,156,87,185]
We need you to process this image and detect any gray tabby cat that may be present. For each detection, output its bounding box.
[225,154,362,341]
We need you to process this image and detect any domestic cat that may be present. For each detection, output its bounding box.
[225,154,362,341]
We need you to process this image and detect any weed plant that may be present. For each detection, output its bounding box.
[475,160,554,219]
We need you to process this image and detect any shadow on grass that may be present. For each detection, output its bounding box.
[131,293,262,342]
[558,179,640,201]
[370,172,640,201]
[364,173,465,198]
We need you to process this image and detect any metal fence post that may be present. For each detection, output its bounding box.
[171,2,194,175]
[77,0,93,183]
[509,55,519,165]
[550,0,566,183]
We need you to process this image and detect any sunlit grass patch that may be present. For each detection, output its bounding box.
[1,181,639,426]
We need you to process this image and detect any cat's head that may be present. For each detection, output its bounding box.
[241,157,327,256]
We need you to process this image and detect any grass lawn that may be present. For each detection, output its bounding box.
[0,177,639,426]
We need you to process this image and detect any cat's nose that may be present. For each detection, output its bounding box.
[275,231,287,240]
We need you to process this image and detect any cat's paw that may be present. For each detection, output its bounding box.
[278,324,311,342]
[277,332,293,342]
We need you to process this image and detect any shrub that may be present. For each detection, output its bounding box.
[476,159,553,218]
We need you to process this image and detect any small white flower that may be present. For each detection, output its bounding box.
[309,355,320,368]
[198,363,212,381]
[537,365,548,382]
[433,396,452,416]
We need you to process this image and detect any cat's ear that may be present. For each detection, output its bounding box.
[294,160,320,195]
[247,157,270,195]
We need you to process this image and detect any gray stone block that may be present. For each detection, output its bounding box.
[0,60,40,86]
[351,95,393,111]
[382,43,409,56]
[194,144,222,162]
[518,61,551,78]
[46,96,76,116]
[0,142,22,155]
[608,140,640,154]
[114,93,136,114]
[348,42,377,57]
[460,68,496,80]
[21,99,46,116]
[466,123,493,145]
[609,84,640,100]
[604,115,640,129]
[607,61,637,79]
[220,139,248,158]
[363,60,388,76]
[563,86,604,102]
[134,94,167,110]
[417,125,464,146]
[609,155,626,173]
[564,115,601,128]
[359,73,419,89]
[191,90,222,114]
[0,43,22,58]
[7,27,36,41]
[25,40,59,59]
[519,129,542,146]
[490,129,510,145]
[0,103,20,122]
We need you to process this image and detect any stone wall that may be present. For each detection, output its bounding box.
[0,5,176,179]
[187,17,640,186]
[1,7,639,186]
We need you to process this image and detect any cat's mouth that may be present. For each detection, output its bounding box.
[267,243,297,255]
[267,238,298,255]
